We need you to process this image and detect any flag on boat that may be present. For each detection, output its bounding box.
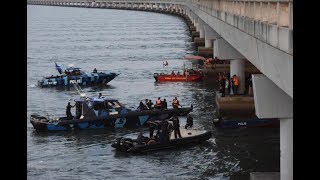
[55,62,63,74]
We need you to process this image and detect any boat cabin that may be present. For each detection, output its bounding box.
[74,97,131,119]
[64,67,85,76]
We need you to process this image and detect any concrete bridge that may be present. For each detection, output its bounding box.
[27,0,293,179]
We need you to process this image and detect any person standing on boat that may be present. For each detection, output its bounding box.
[155,97,162,109]
[137,101,147,111]
[66,102,75,119]
[148,121,158,138]
[185,114,193,129]
[161,98,167,110]
[147,99,153,110]
[172,97,180,109]
[169,115,182,139]
[159,120,171,142]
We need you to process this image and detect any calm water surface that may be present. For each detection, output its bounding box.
[27,5,279,180]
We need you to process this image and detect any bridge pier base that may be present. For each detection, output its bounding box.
[189,26,196,32]
[198,38,213,58]
[198,47,213,58]
[191,31,199,41]
[194,37,205,48]
[252,74,293,180]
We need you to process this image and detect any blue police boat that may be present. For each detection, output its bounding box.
[30,94,193,132]
[37,62,119,87]
[212,116,279,128]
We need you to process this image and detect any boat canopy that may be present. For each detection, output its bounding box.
[184,55,206,61]
[76,96,124,110]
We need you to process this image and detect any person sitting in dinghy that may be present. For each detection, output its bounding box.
[136,132,149,145]
[137,101,147,111]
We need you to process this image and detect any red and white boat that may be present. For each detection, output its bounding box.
[153,68,204,82]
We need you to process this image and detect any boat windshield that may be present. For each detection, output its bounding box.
[92,101,108,111]
[91,100,122,111]
[64,68,84,76]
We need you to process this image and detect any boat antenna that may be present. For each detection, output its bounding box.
[71,82,87,119]
[72,82,87,99]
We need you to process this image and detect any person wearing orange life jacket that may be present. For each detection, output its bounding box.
[172,97,180,109]
[155,97,162,109]
[232,74,240,95]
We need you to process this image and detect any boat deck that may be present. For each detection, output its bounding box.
[169,128,206,140]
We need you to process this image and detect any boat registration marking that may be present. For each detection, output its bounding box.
[70,79,81,84]
[238,122,247,126]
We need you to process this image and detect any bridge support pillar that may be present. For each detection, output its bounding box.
[280,118,293,180]
[198,24,216,58]
[194,20,205,49]
[230,59,245,94]
[205,39,212,48]
[191,31,199,41]
[252,74,293,180]
[194,37,205,48]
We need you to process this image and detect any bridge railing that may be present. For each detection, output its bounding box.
[27,0,292,29]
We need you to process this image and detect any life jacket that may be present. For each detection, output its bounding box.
[156,99,162,106]
[233,76,239,86]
